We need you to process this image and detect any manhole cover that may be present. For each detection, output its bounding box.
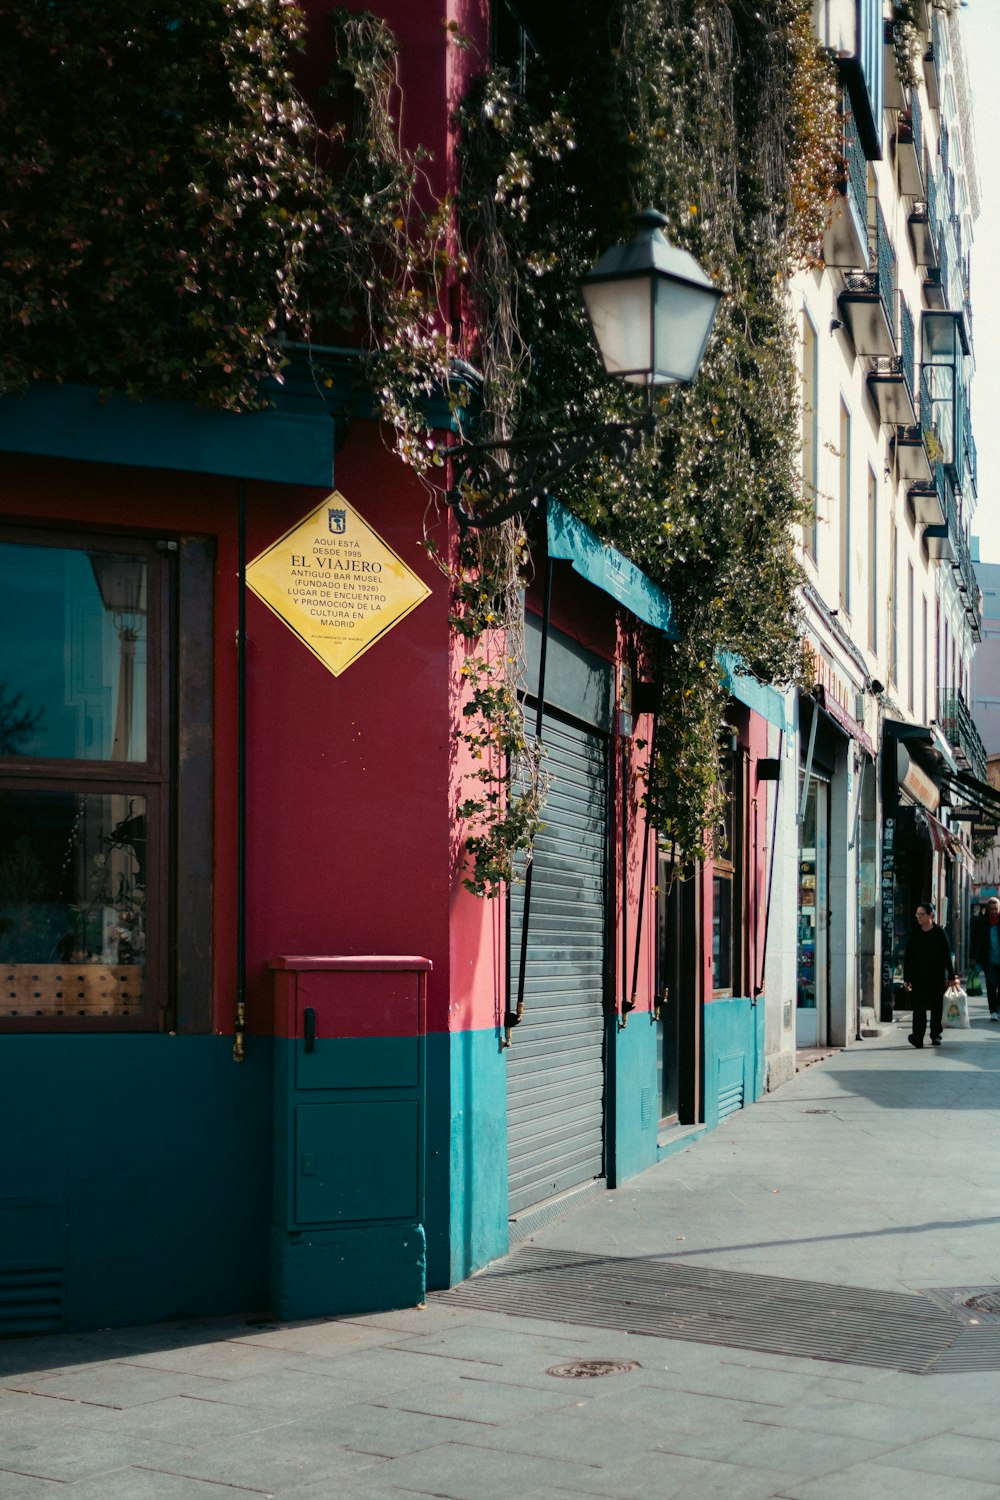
[962,1293,1000,1317]
[546,1359,638,1379]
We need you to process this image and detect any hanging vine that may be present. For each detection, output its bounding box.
[3,0,841,893]
[454,0,839,876]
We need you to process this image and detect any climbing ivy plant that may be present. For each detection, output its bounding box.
[2,0,841,893]
[454,0,840,878]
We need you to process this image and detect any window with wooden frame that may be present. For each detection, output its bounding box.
[711,743,744,998]
[0,522,213,1033]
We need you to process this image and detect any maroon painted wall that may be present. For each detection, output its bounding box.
[0,439,461,1038]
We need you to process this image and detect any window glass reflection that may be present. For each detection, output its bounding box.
[0,790,146,1018]
[0,543,147,761]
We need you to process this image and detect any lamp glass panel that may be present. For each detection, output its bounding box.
[582,276,654,378]
[652,277,719,383]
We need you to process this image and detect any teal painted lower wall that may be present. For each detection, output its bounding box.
[611,1013,660,1186]
[0,1002,767,1332]
[429,1027,508,1289]
[0,1028,510,1332]
[0,1036,272,1332]
[702,996,766,1131]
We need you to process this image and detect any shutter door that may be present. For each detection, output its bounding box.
[507,711,608,1215]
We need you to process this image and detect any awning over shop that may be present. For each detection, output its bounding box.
[924,809,958,855]
[0,379,337,487]
[938,766,1000,829]
[546,499,786,730]
[546,499,678,637]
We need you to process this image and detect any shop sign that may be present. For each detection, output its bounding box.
[896,743,940,813]
[802,643,873,755]
[880,816,895,1021]
[246,493,431,677]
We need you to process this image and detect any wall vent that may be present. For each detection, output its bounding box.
[718,1053,745,1120]
[0,1199,67,1332]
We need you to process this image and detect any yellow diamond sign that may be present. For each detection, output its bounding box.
[246,493,432,677]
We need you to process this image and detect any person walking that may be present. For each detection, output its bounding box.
[903,902,959,1048]
[970,895,1000,1021]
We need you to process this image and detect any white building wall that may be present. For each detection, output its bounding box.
[766,0,981,1078]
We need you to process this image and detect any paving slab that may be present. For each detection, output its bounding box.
[777,1459,1000,1500]
[870,1432,1000,1484]
[294,1401,511,1456]
[346,1439,611,1500]
[4,1014,1000,1497]
[567,1446,798,1499]
[131,1420,388,1495]
[0,1427,199,1485]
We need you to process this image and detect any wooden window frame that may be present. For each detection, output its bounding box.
[0,523,173,1033]
[711,747,744,998]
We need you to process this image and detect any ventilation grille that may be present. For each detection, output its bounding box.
[718,1052,745,1120]
[0,1265,64,1333]
[0,1199,67,1333]
[437,1245,966,1374]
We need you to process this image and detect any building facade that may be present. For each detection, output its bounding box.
[769,0,990,1082]
[1,0,994,1336]
[0,0,787,1333]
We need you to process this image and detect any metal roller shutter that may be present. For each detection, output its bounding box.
[507,711,608,1215]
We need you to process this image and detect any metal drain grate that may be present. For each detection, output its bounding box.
[436,1245,966,1374]
[546,1359,637,1378]
[920,1285,1000,1326]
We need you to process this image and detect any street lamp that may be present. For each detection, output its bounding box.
[448,208,721,532]
[581,208,723,387]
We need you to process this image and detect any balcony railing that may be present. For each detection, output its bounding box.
[845,100,867,232]
[823,94,869,269]
[923,464,957,561]
[867,293,916,427]
[896,92,924,196]
[965,421,978,497]
[908,167,940,269]
[840,200,897,357]
[951,526,983,643]
[941,693,987,783]
[874,201,897,339]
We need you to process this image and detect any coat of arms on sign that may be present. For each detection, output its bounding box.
[328,507,346,534]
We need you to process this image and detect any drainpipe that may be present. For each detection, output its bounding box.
[754,729,785,1002]
[233,483,248,1062]
[626,699,659,1024]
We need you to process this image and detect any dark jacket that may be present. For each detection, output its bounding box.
[971,912,1000,968]
[903,923,955,997]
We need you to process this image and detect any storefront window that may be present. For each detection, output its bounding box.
[712,750,740,996]
[0,527,167,1031]
[0,790,147,1018]
[797,771,830,1045]
[0,543,148,762]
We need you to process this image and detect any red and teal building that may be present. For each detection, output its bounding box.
[0,0,785,1333]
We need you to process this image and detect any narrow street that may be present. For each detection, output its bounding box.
[3,1003,1000,1499]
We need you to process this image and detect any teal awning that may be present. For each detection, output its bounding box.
[720,652,787,733]
[0,381,335,487]
[547,498,678,638]
[546,499,786,731]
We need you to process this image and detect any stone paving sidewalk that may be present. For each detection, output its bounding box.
[2,1002,1000,1499]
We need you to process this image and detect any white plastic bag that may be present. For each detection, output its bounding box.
[943,986,970,1029]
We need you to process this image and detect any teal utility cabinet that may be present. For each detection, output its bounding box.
[269,955,430,1319]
